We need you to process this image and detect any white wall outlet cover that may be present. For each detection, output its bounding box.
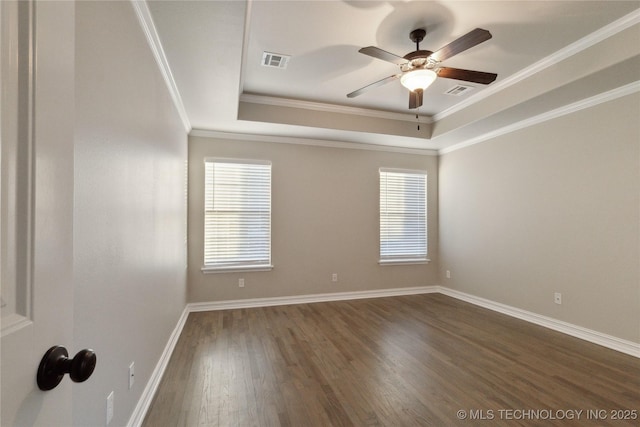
[106,391,114,425]
[129,362,135,389]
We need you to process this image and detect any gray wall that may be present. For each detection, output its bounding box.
[188,136,439,302]
[439,93,640,343]
[73,2,187,426]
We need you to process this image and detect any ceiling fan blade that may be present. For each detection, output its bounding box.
[408,89,423,109]
[347,74,401,98]
[437,67,497,84]
[429,28,492,63]
[359,46,408,65]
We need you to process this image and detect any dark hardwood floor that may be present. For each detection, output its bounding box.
[143,294,639,426]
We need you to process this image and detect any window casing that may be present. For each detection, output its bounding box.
[203,159,272,272]
[379,168,428,264]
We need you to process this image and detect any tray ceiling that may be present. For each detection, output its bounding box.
[146,0,640,152]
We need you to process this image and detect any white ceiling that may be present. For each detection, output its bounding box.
[146,0,640,152]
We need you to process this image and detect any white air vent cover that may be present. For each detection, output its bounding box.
[444,84,474,96]
[261,52,291,69]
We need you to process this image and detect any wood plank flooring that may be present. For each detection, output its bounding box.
[143,294,639,426]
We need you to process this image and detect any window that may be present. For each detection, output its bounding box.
[203,159,272,272]
[379,168,428,264]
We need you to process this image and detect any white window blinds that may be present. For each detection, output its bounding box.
[204,159,272,271]
[379,168,427,263]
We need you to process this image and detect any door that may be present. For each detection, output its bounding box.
[1,1,75,425]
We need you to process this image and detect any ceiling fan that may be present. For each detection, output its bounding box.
[347,28,498,109]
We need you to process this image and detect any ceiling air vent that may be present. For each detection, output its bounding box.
[261,52,291,69]
[444,84,474,96]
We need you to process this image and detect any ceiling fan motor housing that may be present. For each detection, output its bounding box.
[402,50,435,72]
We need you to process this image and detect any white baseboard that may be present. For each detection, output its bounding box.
[127,306,190,427]
[188,285,440,312]
[438,286,640,358]
[130,284,639,426]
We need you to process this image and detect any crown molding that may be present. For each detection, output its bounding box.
[439,81,640,155]
[131,0,191,132]
[196,80,639,157]
[240,93,433,124]
[433,8,640,122]
[189,129,439,156]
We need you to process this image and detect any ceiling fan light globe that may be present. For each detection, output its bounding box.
[400,69,437,92]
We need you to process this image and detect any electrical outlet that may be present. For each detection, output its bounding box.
[446,270,451,279]
[331,273,338,282]
[106,391,114,425]
[239,278,245,288]
[129,362,135,390]
[554,292,562,305]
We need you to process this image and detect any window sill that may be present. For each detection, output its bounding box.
[201,264,274,274]
[379,258,430,266]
